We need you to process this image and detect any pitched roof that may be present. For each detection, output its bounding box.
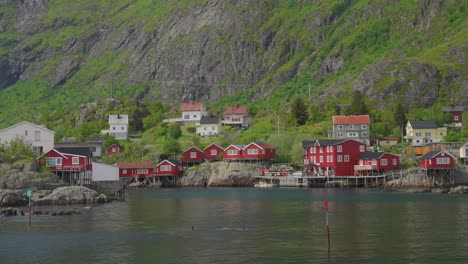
[225,105,248,115]
[203,143,224,151]
[420,150,454,160]
[333,115,370,125]
[302,140,315,149]
[55,147,93,157]
[183,146,203,153]
[200,116,220,124]
[106,144,122,150]
[181,102,203,111]
[316,139,347,146]
[108,114,128,124]
[254,142,275,150]
[359,152,385,160]
[117,162,153,169]
[0,121,55,134]
[409,120,437,129]
[156,159,181,167]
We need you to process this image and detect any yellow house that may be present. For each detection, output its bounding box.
[404,120,447,146]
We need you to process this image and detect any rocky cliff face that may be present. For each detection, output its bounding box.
[0,0,466,118]
[181,161,265,187]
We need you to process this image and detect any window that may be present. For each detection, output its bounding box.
[361,125,367,129]
[392,159,397,165]
[227,149,238,155]
[361,132,367,137]
[313,157,316,163]
[337,133,344,137]
[312,147,316,153]
[344,155,350,162]
[319,156,323,163]
[212,126,215,130]
[112,148,116,153]
[381,159,388,165]
[211,149,217,155]
[436,158,450,164]
[160,165,171,171]
[204,127,207,130]
[337,125,343,130]
[184,114,190,119]
[349,125,355,129]
[123,169,127,174]
[137,169,148,174]
[347,132,358,137]
[372,159,377,165]
[46,157,56,166]
[190,152,197,158]
[112,126,116,130]
[454,116,459,121]
[247,149,259,155]
[121,126,124,130]
[416,132,422,137]
[34,131,41,141]
[193,115,198,118]
[329,155,333,162]
[425,132,431,137]
[72,157,79,164]
[440,132,444,136]
[319,147,323,153]
[25,130,28,136]
[326,156,330,162]
[360,145,365,152]
[337,155,342,162]
[337,145,342,152]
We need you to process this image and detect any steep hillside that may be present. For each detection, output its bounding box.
[0,0,467,126]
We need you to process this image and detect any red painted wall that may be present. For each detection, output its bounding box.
[155,160,183,176]
[204,144,224,160]
[223,146,243,160]
[106,145,121,155]
[421,153,455,169]
[180,147,204,162]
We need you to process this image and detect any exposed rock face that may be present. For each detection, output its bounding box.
[0,190,27,207]
[181,161,265,187]
[35,186,109,205]
[0,162,61,190]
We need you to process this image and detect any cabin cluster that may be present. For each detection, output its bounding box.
[164,102,251,136]
[180,142,276,166]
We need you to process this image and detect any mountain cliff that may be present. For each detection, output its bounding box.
[0,0,467,125]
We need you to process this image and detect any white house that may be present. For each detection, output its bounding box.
[196,116,221,137]
[222,105,251,128]
[460,141,468,164]
[0,121,55,155]
[181,102,206,122]
[106,114,128,140]
[92,161,119,181]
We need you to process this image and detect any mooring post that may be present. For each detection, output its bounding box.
[324,200,330,254]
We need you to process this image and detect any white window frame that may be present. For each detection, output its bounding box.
[190,152,197,158]
[361,125,367,129]
[344,155,350,162]
[337,155,342,162]
[227,149,238,155]
[360,145,365,152]
[72,157,79,165]
[137,169,148,174]
[454,116,459,121]
[381,159,388,165]
[337,125,343,130]
[392,159,397,165]
[56,158,62,166]
[436,158,450,165]
[319,156,323,163]
[160,165,172,171]
[247,149,259,155]
[337,145,342,152]
[123,169,127,174]
[210,149,217,155]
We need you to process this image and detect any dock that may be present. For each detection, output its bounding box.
[254,175,388,188]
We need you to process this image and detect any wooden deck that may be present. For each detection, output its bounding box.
[254,175,388,188]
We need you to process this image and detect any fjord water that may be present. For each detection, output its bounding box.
[1,188,468,264]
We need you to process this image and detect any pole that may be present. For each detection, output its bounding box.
[324,200,330,254]
[28,197,31,226]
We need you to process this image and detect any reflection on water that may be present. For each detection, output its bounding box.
[1,188,467,264]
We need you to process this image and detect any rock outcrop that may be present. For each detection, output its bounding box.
[35,186,110,205]
[181,161,265,187]
[0,162,61,190]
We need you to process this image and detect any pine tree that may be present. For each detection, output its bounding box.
[393,101,407,127]
[291,97,309,126]
[349,90,368,115]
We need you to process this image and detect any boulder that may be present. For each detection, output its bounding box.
[0,190,28,207]
[449,185,468,194]
[431,188,449,194]
[34,186,109,205]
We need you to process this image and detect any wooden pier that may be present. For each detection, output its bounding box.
[254,175,388,188]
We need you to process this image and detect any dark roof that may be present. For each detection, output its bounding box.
[409,120,437,129]
[359,152,385,160]
[302,140,315,149]
[167,159,181,166]
[86,137,105,143]
[420,150,443,159]
[200,116,220,124]
[255,142,275,149]
[316,139,347,146]
[441,106,464,112]
[55,147,93,157]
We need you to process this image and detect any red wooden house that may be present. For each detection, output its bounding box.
[180,146,204,166]
[223,145,246,161]
[302,139,367,176]
[117,162,156,179]
[204,143,224,161]
[37,147,93,185]
[420,150,455,169]
[106,144,122,155]
[242,142,276,160]
[155,159,183,176]
[355,152,400,176]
